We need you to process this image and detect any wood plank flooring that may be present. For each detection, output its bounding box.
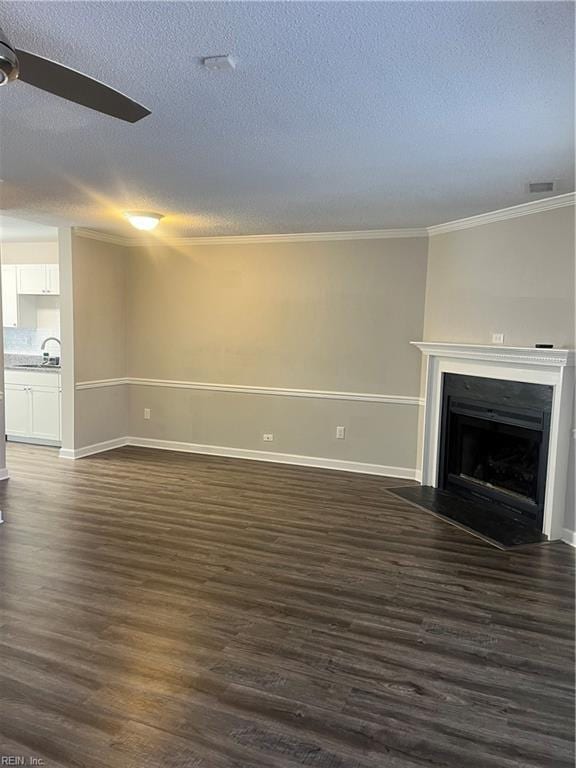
[0,443,573,768]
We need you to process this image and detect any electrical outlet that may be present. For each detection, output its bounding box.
[144,408,151,420]
[263,433,274,442]
[492,333,504,345]
[336,426,346,439]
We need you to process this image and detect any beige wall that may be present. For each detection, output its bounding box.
[71,234,128,447]
[127,239,428,394]
[71,235,428,467]
[72,236,127,382]
[1,241,59,264]
[129,388,420,469]
[424,206,575,347]
[122,238,428,470]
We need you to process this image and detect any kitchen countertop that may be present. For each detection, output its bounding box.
[4,353,60,371]
[5,365,61,372]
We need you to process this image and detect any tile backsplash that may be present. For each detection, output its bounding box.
[3,327,60,355]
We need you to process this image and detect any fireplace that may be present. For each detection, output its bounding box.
[411,342,574,542]
[438,374,552,529]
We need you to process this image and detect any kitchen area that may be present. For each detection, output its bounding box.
[1,223,62,447]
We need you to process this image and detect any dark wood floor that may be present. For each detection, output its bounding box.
[0,443,573,768]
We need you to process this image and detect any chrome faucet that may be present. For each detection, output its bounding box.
[41,336,61,352]
[40,336,61,365]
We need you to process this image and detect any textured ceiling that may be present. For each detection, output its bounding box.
[0,1,573,237]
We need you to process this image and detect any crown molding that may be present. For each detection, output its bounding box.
[74,226,428,247]
[73,228,132,246]
[73,192,575,246]
[427,193,575,236]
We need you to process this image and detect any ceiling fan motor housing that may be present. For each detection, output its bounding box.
[0,27,19,85]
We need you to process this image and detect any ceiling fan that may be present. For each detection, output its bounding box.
[0,24,150,123]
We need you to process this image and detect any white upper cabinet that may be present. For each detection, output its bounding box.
[17,264,60,295]
[17,264,46,294]
[1,265,18,327]
[46,264,60,294]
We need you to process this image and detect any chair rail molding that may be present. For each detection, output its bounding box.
[74,377,424,406]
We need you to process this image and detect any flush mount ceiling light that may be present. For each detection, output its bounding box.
[124,211,164,231]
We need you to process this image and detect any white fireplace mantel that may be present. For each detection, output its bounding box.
[411,341,575,541]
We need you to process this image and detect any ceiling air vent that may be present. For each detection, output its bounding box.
[528,181,555,194]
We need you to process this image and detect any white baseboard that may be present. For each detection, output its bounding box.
[561,528,576,547]
[127,436,419,480]
[7,436,61,448]
[59,437,128,460]
[61,434,418,480]
[0,468,10,481]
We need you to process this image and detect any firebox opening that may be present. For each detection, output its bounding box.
[439,374,552,531]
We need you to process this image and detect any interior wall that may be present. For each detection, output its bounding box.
[124,238,428,471]
[424,206,575,347]
[423,204,576,535]
[71,234,128,448]
[0,241,59,264]
[127,239,427,392]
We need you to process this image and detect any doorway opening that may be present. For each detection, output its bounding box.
[0,215,66,464]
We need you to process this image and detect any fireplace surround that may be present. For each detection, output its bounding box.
[412,343,575,541]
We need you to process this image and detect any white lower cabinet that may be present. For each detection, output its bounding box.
[30,387,61,441]
[5,385,30,437]
[4,370,61,445]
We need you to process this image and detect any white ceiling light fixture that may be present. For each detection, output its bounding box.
[124,211,164,231]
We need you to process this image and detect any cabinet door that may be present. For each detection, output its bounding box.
[17,265,46,295]
[29,387,61,441]
[1,265,18,327]
[46,264,60,295]
[5,384,30,436]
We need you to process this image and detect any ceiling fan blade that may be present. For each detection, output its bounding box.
[15,49,150,123]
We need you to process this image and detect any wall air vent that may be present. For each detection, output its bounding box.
[528,181,555,194]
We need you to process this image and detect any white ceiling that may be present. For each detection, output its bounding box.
[0,1,573,237]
